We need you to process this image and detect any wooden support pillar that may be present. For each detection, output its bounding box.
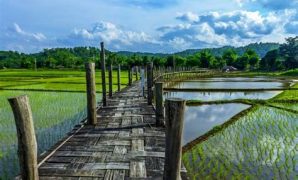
[8,95,39,180]
[128,66,132,86]
[108,63,113,97]
[155,82,164,126]
[117,64,121,91]
[164,98,185,180]
[85,63,97,125]
[100,42,107,106]
[135,66,138,80]
[147,62,153,105]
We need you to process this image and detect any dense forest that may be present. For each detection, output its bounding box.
[0,36,297,71]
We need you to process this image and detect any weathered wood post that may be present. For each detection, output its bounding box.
[155,82,164,126]
[128,66,132,86]
[85,62,97,125]
[100,42,107,106]
[8,95,39,180]
[108,63,113,97]
[147,62,153,105]
[164,98,185,180]
[135,66,138,80]
[117,64,121,91]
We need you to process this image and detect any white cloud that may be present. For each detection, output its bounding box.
[12,23,46,41]
[60,21,161,51]
[176,12,199,22]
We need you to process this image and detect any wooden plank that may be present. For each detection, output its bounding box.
[129,161,146,178]
[104,170,125,180]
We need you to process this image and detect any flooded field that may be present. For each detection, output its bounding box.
[183,103,250,145]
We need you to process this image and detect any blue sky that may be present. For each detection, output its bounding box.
[0,0,297,53]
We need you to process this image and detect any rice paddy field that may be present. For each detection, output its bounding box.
[164,75,298,179]
[0,69,137,179]
[1,69,297,179]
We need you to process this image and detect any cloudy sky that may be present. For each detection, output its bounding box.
[0,0,297,53]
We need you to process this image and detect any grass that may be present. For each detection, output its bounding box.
[0,69,137,179]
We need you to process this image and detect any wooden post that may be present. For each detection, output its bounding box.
[147,62,153,105]
[8,95,39,180]
[164,98,185,180]
[100,42,107,106]
[108,63,113,97]
[85,62,97,125]
[135,66,138,80]
[155,82,164,126]
[128,66,132,86]
[117,64,121,91]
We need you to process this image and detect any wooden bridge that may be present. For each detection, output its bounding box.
[33,81,188,179]
[8,43,216,180]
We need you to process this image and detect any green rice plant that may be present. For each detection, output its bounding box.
[183,106,298,179]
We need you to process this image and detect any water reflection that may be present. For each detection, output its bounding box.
[183,103,250,145]
[164,91,282,101]
[171,81,289,89]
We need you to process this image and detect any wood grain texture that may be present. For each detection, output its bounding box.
[8,95,39,180]
[85,62,97,125]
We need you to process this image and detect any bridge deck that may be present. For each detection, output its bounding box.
[37,82,188,179]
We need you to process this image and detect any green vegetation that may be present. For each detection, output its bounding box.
[0,36,296,71]
[183,107,297,179]
[0,69,136,179]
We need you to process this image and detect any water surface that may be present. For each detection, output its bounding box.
[183,103,250,145]
[165,91,282,101]
[170,81,289,89]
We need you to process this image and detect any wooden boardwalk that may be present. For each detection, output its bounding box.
[37,82,188,179]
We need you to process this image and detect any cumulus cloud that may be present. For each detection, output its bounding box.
[157,10,296,50]
[0,23,50,52]
[59,21,161,52]
[176,12,199,22]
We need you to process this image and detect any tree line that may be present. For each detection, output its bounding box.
[0,36,297,71]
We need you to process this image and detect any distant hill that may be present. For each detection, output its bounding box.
[117,51,169,57]
[117,42,280,58]
[175,42,280,58]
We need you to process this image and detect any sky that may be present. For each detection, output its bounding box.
[0,0,297,53]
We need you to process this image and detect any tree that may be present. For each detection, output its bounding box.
[279,36,298,69]
[222,49,238,66]
[199,50,215,68]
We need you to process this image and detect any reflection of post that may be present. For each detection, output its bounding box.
[8,95,39,180]
[164,98,185,180]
